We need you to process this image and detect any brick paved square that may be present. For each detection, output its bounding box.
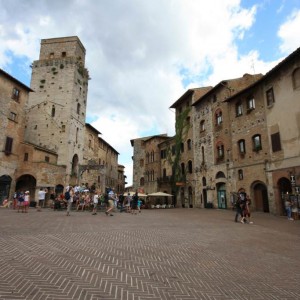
[0,207,299,300]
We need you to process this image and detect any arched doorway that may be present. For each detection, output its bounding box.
[16,175,36,199]
[0,175,12,204]
[217,182,226,209]
[253,182,269,213]
[277,177,292,215]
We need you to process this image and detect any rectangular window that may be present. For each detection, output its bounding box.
[247,97,255,111]
[271,132,282,152]
[238,140,246,154]
[24,153,28,161]
[4,137,13,155]
[9,112,17,121]
[266,88,275,106]
[236,102,243,116]
[45,156,50,162]
[12,88,20,101]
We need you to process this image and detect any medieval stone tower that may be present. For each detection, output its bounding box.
[24,36,89,183]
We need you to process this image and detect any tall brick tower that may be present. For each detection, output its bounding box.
[25,37,89,183]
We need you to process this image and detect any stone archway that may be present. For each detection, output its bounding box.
[252,182,269,213]
[16,175,36,199]
[0,175,12,204]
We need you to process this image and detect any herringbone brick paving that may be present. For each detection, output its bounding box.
[0,208,299,300]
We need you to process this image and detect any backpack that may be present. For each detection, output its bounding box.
[64,191,70,200]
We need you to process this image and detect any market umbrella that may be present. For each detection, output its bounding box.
[147,192,173,197]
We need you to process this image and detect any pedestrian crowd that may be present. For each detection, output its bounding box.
[61,187,144,217]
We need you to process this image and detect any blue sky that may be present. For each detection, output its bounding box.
[0,0,300,186]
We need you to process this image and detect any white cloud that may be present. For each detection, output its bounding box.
[278,9,300,54]
[0,0,293,186]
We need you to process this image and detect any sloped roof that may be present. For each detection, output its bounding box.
[170,87,212,108]
[225,47,300,102]
[192,74,263,106]
[130,134,168,146]
[0,68,34,92]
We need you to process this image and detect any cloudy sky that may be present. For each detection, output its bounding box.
[1,0,300,186]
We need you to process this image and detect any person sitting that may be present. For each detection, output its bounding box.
[77,194,86,211]
[1,199,10,208]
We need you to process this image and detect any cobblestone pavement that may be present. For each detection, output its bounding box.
[0,207,299,300]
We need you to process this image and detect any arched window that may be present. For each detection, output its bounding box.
[216,141,224,162]
[51,105,55,117]
[216,171,226,179]
[181,163,185,175]
[151,151,155,162]
[188,160,193,174]
[200,120,205,132]
[77,103,81,114]
[201,146,205,164]
[146,152,149,163]
[187,139,192,150]
[76,127,79,144]
[252,134,262,151]
[180,142,184,153]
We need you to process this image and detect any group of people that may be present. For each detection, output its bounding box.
[9,190,33,213]
[234,192,253,224]
[60,186,144,217]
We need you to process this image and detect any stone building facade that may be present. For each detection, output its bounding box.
[131,47,300,216]
[226,47,300,215]
[0,69,33,202]
[131,134,169,194]
[0,36,124,204]
[192,74,263,209]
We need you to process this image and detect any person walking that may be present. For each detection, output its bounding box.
[244,194,253,224]
[105,191,115,216]
[17,191,25,213]
[38,188,48,208]
[24,191,30,213]
[92,191,99,215]
[131,192,138,215]
[65,186,74,216]
[285,197,293,221]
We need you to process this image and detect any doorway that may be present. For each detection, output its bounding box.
[0,175,12,204]
[253,183,269,213]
